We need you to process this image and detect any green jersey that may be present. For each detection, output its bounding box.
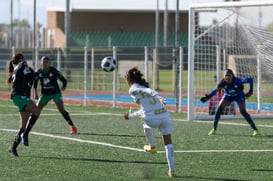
[11,61,35,98]
[34,67,67,95]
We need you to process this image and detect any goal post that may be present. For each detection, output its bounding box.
[187,1,273,120]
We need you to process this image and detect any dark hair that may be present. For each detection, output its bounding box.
[126,67,149,88]
[41,56,50,61]
[6,52,24,84]
[225,69,235,77]
[217,68,236,87]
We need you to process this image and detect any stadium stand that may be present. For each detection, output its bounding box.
[70,32,188,47]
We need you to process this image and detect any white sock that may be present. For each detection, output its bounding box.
[165,144,175,172]
[143,126,155,147]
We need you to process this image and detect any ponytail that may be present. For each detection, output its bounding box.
[126,67,149,88]
[6,52,24,84]
[6,60,14,84]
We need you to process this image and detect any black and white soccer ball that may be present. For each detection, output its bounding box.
[101,56,117,72]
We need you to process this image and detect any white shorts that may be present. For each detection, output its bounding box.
[143,113,174,136]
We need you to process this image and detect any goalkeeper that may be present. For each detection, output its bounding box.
[200,69,260,136]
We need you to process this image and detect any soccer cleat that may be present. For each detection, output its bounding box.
[9,146,18,157]
[21,134,29,146]
[168,171,176,178]
[208,129,216,135]
[143,145,157,154]
[70,126,77,134]
[252,130,260,137]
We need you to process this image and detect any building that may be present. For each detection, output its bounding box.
[46,8,189,48]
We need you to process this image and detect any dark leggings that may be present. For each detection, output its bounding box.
[240,109,258,130]
[213,106,257,131]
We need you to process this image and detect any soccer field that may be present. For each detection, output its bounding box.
[0,99,273,180]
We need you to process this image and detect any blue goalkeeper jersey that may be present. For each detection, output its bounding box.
[209,77,253,97]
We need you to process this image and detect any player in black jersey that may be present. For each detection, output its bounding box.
[7,52,40,157]
[33,56,77,134]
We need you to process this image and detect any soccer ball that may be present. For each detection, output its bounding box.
[101,56,117,72]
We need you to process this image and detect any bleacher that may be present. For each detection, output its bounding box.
[71,32,188,47]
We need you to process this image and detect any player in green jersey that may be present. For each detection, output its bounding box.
[7,52,40,157]
[33,56,77,134]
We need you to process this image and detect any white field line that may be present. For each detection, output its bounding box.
[175,150,273,153]
[0,128,144,152]
[2,110,273,130]
[1,107,273,153]
[1,103,273,128]
[1,128,273,154]
[2,111,273,129]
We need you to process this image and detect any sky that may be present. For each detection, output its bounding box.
[0,0,225,27]
[0,0,271,27]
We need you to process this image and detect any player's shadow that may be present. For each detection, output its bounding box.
[225,134,273,139]
[29,155,166,165]
[182,176,248,181]
[251,168,273,172]
[261,134,273,138]
[212,133,266,138]
[77,132,145,138]
[50,132,145,138]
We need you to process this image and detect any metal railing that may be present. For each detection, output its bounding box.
[0,46,186,112]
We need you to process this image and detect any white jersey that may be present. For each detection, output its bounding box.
[128,83,169,120]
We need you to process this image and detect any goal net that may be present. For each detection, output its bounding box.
[187,1,273,120]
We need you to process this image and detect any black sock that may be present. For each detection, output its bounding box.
[62,111,74,126]
[240,109,258,130]
[12,128,25,149]
[213,106,224,130]
[24,114,39,136]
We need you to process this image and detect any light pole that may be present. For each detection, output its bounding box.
[65,0,71,48]
[153,0,159,90]
[33,0,36,49]
[174,0,180,112]
[163,0,168,47]
[32,0,37,71]
[10,0,13,47]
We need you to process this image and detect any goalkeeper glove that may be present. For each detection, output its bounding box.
[200,94,211,103]
[245,89,253,98]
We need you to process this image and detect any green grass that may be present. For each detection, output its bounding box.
[1,99,273,180]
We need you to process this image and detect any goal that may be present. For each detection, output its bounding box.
[187,1,273,120]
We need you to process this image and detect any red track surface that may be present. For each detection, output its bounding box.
[1,91,266,114]
[0,91,180,111]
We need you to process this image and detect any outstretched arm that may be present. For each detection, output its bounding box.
[200,86,219,103]
[124,109,143,120]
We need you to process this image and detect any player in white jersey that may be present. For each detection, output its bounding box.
[123,67,175,178]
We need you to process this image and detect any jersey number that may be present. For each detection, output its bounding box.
[139,90,156,105]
